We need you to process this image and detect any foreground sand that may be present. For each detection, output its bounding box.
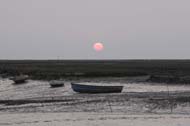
[0,112,190,126]
[1,78,190,125]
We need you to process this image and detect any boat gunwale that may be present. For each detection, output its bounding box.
[71,83,123,93]
[71,83,123,88]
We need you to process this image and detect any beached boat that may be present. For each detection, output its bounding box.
[11,75,29,84]
[49,80,64,88]
[71,83,123,93]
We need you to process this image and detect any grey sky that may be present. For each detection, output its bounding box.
[0,0,190,59]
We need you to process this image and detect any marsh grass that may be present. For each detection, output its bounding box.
[0,60,190,82]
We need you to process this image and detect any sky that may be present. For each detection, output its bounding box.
[0,0,190,59]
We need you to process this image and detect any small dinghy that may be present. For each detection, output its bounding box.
[11,75,29,84]
[71,83,123,93]
[49,80,64,88]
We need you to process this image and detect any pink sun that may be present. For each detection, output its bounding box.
[93,42,104,52]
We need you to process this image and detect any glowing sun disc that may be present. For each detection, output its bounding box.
[93,42,104,51]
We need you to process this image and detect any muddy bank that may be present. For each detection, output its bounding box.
[149,75,190,84]
[1,79,190,114]
[1,79,190,100]
[1,91,190,114]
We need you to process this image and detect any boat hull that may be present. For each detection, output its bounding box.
[71,83,123,93]
[11,75,29,84]
[14,79,26,84]
[50,84,64,88]
[49,81,64,88]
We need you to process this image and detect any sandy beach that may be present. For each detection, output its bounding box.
[0,78,190,125]
[1,112,190,126]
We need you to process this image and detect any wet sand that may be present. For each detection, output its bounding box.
[0,77,190,100]
[1,77,190,125]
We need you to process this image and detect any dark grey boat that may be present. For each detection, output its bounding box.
[11,75,29,84]
[71,83,123,93]
[49,80,64,88]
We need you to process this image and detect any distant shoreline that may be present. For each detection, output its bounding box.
[0,60,190,83]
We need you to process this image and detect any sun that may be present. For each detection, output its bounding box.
[93,42,104,52]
